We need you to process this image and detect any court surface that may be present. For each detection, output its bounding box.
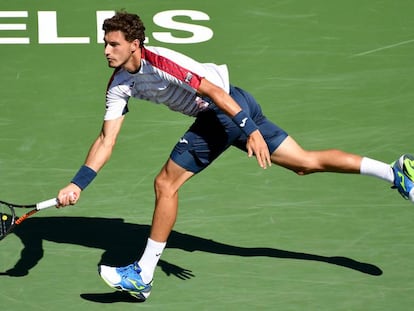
[1,1,414,310]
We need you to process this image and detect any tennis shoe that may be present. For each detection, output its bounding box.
[99,261,152,301]
[391,154,414,202]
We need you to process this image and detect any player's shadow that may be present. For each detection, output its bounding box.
[0,216,382,303]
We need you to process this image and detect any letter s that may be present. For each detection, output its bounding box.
[152,10,213,44]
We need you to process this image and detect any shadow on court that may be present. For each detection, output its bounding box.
[0,216,382,303]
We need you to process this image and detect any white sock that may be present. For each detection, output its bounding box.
[360,157,394,183]
[138,238,166,284]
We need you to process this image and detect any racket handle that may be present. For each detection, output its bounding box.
[36,198,58,210]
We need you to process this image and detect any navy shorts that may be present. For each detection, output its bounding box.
[170,85,288,173]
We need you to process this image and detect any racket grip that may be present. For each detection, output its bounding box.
[36,198,58,210]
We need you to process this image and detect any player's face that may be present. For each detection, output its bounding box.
[104,31,139,69]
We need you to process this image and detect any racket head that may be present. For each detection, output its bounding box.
[0,201,17,240]
[0,198,55,240]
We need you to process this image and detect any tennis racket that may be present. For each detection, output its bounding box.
[0,198,58,241]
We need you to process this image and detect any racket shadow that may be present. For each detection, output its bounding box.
[1,216,382,303]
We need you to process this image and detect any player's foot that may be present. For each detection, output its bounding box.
[98,261,152,301]
[391,154,414,202]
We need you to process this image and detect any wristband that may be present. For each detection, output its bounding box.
[232,110,258,136]
[71,165,97,190]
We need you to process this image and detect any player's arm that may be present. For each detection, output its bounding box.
[57,115,126,206]
[197,78,271,169]
[84,115,125,172]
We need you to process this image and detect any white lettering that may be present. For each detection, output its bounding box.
[0,24,26,31]
[0,37,29,44]
[0,11,28,18]
[152,10,213,44]
[0,11,29,44]
[0,10,214,45]
[38,11,90,44]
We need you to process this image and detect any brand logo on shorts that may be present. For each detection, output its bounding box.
[179,138,189,144]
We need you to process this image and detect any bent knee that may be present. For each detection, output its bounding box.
[291,165,319,176]
[281,152,331,175]
[154,172,176,198]
[153,161,194,198]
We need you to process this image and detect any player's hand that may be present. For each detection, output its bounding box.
[246,130,271,169]
[57,184,81,207]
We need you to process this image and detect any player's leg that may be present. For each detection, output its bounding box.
[100,111,231,300]
[99,159,194,301]
[270,136,364,175]
[270,135,414,201]
[150,159,194,242]
[229,85,413,201]
[136,159,194,282]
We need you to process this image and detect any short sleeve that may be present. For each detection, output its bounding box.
[104,84,130,120]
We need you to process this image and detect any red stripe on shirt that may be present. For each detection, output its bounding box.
[141,47,202,90]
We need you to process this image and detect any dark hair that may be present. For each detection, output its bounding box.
[103,11,146,46]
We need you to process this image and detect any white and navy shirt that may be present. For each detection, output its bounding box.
[104,46,230,120]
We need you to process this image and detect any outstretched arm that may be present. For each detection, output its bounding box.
[57,116,125,206]
[197,79,271,169]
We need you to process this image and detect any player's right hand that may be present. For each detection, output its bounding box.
[57,184,81,207]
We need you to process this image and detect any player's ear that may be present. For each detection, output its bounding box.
[131,39,140,53]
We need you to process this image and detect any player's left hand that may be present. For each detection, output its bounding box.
[246,130,271,169]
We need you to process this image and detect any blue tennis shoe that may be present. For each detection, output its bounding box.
[99,261,152,301]
[391,154,414,202]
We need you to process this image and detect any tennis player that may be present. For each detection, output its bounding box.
[57,11,414,301]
